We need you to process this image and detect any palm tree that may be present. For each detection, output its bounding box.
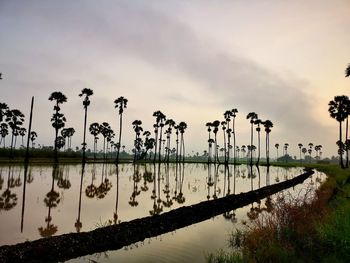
[164,119,175,163]
[315,145,322,160]
[302,147,307,160]
[206,122,213,163]
[132,120,143,162]
[275,143,279,161]
[246,112,258,165]
[224,110,232,163]
[30,131,37,149]
[212,120,220,163]
[284,143,289,163]
[263,120,273,166]
[0,123,8,148]
[61,128,69,151]
[329,95,348,168]
[6,109,25,158]
[254,119,262,166]
[298,143,303,163]
[308,143,314,163]
[66,127,75,149]
[221,121,227,164]
[152,111,166,163]
[49,91,67,163]
[100,122,112,161]
[0,103,8,123]
[79,88,93,163]
[178,121,187,162]
[231,109,238,163]
[143,131,155,160]
[19,127,26,147]
[114,96,128,163]
[89,122,100,160]
[345,63,350,78]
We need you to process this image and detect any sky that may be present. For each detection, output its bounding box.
[0,0,349,158]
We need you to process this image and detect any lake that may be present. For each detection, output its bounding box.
[0,163,325,262]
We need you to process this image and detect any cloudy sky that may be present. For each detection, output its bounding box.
[0,0,349,158]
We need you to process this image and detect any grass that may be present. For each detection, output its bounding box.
[206,164,350,263]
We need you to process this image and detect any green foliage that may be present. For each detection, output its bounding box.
[205,249,242,263]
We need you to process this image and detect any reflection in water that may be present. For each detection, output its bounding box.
[38,165,60,238]
[75,164,85,232]
[0,163,325,249]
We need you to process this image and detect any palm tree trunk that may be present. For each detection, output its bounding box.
[82,107,88,164]
[250,123,253,165]
[256,131,260,166]
[182,134,185,163]
[223,130,227,164]
[153,128,158,164]
[232,117,236,164]
[158,126,163,163]
[346,117,349,167]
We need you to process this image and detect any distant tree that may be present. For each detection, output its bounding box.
[224,110,232,163]
[221,120,227,164]
[302,147,307,160]
[164,119,175,163]
[19,127,26,147]
[79,88,93,163]
[284,143,289,163]
[132,120,143,162]
[0,103,8,123]
[100,122,113,160]
[231,108,238,163]
[329,95,348,168]
[152,111,166,163]
[308,143,314,163]
[206,122,213,163]
[49,92,67,163]
[254,118,262,166]
[114,96,128,163]
[212,120,220,163]
[246,112,258,165]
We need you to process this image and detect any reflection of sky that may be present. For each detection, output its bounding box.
[0,163,324,248]
[1,1,349,158]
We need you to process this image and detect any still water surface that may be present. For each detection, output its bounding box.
[0,163,325,262]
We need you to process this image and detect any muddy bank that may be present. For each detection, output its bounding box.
[0,168,314,263]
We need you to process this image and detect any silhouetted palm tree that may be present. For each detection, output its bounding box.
[100,122,112,161]
[49,92,67,163]
[132,120,143,162]
[275,143,279,162]
[0,103,8,123]
[221,121,227,164]
[329,95,348,168]
[315,145,322,160]
[206,122,213,163]
[298,143,303,163]
[263,120,273,166]
[224,110,232,163]
[89,122,100,160]
[79,88,93,163]
[0,123,8,148]
[212,120,220,163]
[302,147,307,160]
[246,112,258,165]
[114,96,128,163]
[254,119,262,165]
[61,128,69,151]
[6,109,25,157]
[152,111,166,163]
[284,143,289,163]
[308,143,313,163]
[164,119,175,163]
[178,122,188,162]
[19,127,26,147]
[231,109,238,163]
[30,131,37,149]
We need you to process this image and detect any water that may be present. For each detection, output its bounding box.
[0,163,325,262]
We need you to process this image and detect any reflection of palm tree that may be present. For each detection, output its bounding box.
[114,96,128,164]
[129,164,141,207]
[79,88,94,164]
[113,165,121,224]
[85,164,97,198]
[75,164,85,232]
[275,143,279,162]
[38,165,60,237]
[0,168,18,211]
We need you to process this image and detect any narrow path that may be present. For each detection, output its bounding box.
[0,169,314,263]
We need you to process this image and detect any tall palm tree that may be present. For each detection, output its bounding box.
[263,120,273,166]
[224,110,232,163]
[329,95,348,168]
[206,122,213,163]
[132,120,143,162]
[231,109,238,163]
[275,143,279,162]
[246,112,258,165]
[308,143,314,163]
[284,143,289,163]
[152,111,166,163]
[302,147,307,160]
[114,96,128,163]
[66,127,75,149]
[178,121,187,162]
[30,131,37,149]
[49,91,67,163]
[212,120,220,163]
[100,122,112,161]
[221,121,227,164]
[298,143,303,163]
[254,119,262,166]
[79,88,93,164]
[61,128,69,151]
[19,127,26,147]
[89,122,100,160]
[164,119,175,163]
[0,123,9,148]
[6,109,25,158]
